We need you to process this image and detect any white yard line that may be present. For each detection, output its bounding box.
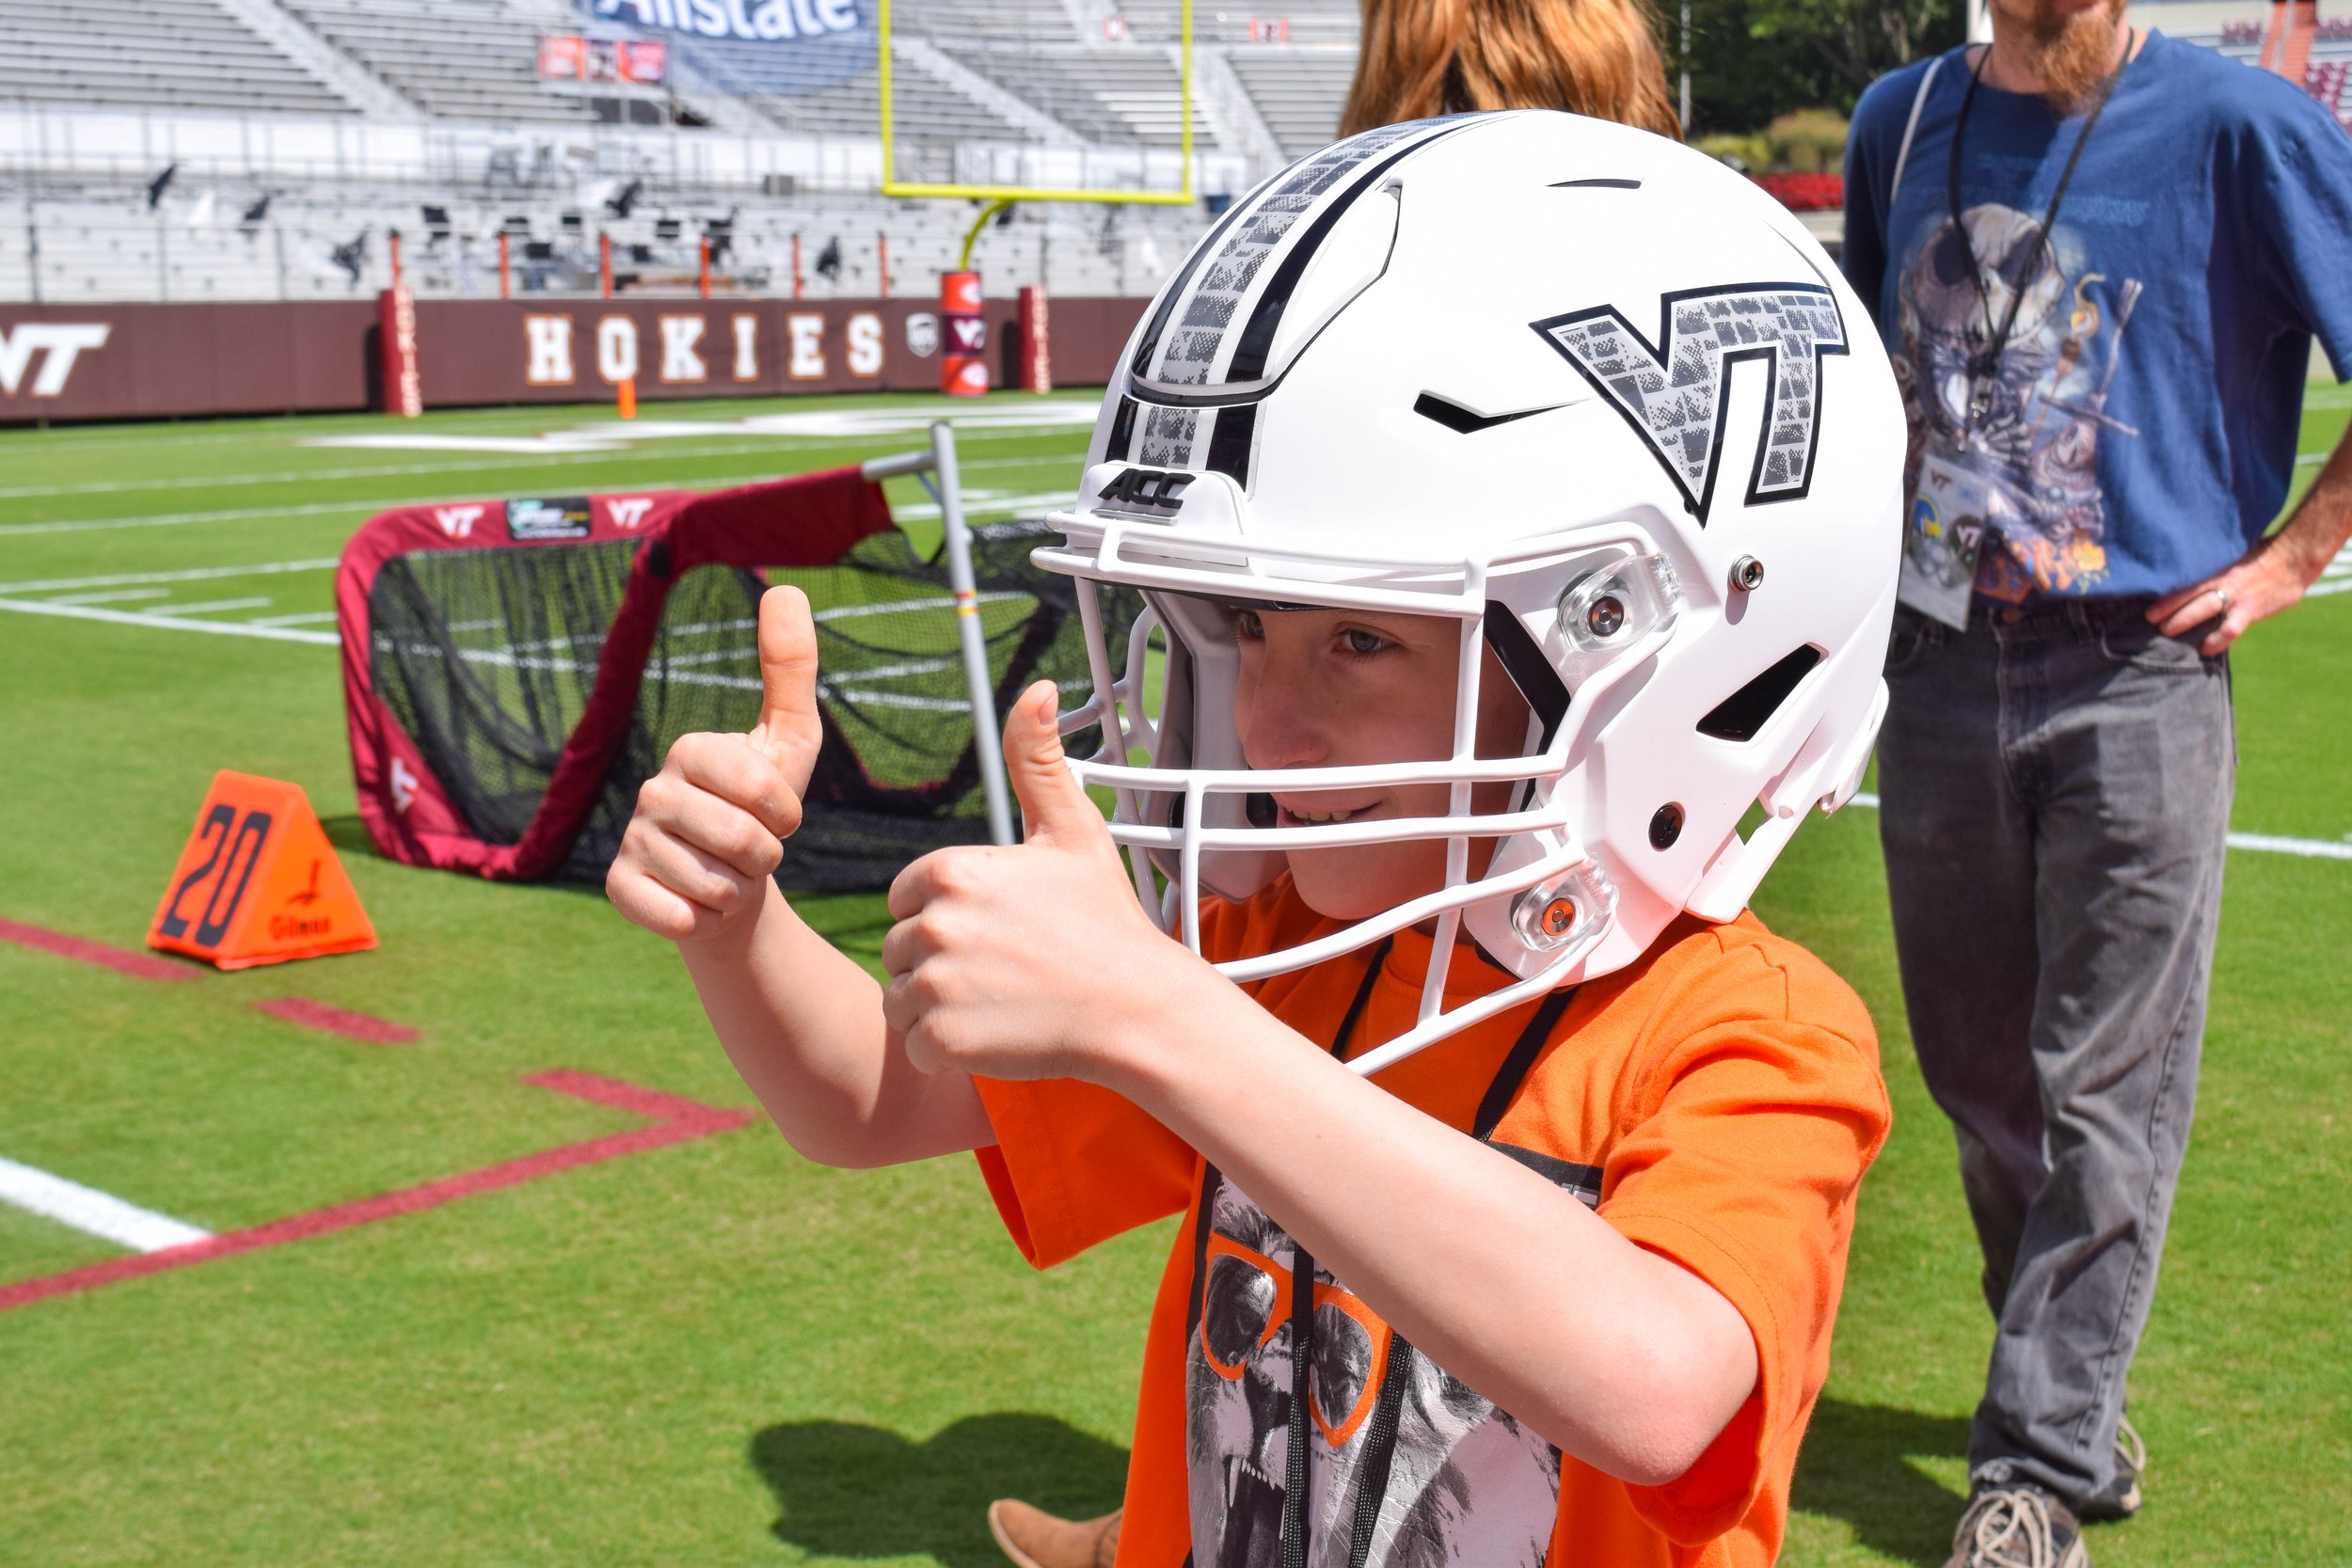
[0,558,340,595]
[0,1154,211,1253]
[1846,792,2352,862]
[249,610,340,626]
[0,595,338,645]
[153,596,274,616]
[0,471,1074,537]
[0,433,1085,506]
[46,587,172,606]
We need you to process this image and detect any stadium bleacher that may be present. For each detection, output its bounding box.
[275,0,598,124]
[0,0,358,119]
[1222,47,1356,157]
[4,0,2344,309]
[948,45,1196,148]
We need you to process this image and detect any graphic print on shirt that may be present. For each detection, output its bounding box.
[1893,203,2145,601]
[1185,1164,1599,1568]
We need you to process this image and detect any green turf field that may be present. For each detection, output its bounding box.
[1,385,2345,1567]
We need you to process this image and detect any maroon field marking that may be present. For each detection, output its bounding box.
[0,1071,754,1314]
[0,917,200,983]
[252,997,421,1044]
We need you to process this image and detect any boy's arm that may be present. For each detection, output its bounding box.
[1128,997,1760,1489]
[609,587,992,1168]
[886,687,1763,1487]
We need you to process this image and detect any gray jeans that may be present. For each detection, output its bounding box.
[1876,598,2233,1512]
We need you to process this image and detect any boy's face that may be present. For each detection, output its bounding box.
[1230,606,1530,923]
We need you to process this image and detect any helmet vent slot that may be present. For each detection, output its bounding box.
[1413,392,1556,435]
[1697,645,1823,742]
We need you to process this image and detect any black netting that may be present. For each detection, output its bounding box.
[770,521,1137,892]
[366,520,1136,889]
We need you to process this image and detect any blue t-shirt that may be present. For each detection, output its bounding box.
[1842,33,2352,602]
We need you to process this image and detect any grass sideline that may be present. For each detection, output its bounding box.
[0,385,2345,1567]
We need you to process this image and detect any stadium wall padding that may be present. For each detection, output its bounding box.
[0,296,1149,423]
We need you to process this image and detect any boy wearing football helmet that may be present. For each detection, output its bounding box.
[610,112,1903,1567]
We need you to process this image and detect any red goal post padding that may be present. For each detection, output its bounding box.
[337,467,894,881]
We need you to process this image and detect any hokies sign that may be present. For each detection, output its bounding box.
[0,296,1150,423]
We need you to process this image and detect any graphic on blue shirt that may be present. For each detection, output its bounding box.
[1891,203,2142,599]
[1842,34,2352,601]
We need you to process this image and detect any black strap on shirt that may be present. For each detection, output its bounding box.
[1181,938,1584,1568]
[1248,951,1582,1568]
[1946,34,2137,439]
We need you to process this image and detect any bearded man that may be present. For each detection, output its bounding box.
[1841,4,2352,1564]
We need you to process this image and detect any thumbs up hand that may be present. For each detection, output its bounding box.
[607,585,821,942]
[881,679,1207,1084]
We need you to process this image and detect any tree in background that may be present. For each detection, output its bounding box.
[1669,0,1963,135]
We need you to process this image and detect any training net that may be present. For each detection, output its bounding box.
[337,467,1134,890]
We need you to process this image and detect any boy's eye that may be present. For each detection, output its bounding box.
[1235,610,1265,641]
[1342,628,1389,657]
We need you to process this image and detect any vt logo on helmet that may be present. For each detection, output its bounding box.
[1534,283,1851,521]
[1038,110,1906,1072]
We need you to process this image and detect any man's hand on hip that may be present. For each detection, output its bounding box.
[2149,419,2352,655]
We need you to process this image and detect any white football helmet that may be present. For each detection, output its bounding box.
[1037,111,1903,1073]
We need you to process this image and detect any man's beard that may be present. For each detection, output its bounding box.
[1999,0,2128,111]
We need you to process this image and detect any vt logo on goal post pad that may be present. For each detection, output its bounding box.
[147,772,376,970]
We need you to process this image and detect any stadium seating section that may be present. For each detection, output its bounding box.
[0,0,356,119]
[3,0,2345,304]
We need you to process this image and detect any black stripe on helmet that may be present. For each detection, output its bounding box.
[1203,402,1257,485]
[1124,175,1271,383]
[1221,132,1450,385]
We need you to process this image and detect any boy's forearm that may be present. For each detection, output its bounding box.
[1099,990,1756,1487]
[684,880,991,1167]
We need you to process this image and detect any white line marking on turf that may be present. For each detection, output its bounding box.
[0,466,1075,537]
[47,587,172,606]
[0,559,340,595]
[152,596,273,615]
[0,1154,210,1253]
[0,595,338,644]
[299,402,1099,453]
[1,434,1075,497]
[1846,792,2352,862]
[248,610,339,626]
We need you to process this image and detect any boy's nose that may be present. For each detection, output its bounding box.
[1237,697,1330,771]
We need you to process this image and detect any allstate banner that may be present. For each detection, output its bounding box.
[583,0,862,44]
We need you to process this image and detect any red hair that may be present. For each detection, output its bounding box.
[1340,0,1681,140]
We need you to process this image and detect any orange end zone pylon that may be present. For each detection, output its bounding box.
[147,771,377,970]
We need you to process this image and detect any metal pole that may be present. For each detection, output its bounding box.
[930,420,1015,847]
[24,189,40,305]
[1679,0,1692,132]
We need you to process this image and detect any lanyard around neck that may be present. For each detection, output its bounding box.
[1945,32,2137,433]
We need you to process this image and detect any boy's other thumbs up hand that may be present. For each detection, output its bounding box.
[1001,679,1109,850]
[882,681,1194,1083]
[748,584,823,798]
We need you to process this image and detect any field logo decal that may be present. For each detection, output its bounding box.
[0,324,111,398]
[609,498,654,530]
[389,756,420,814]
[434,505,484,539]
[1533,283,1846,523]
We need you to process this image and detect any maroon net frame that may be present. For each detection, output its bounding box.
[337,467,893,881]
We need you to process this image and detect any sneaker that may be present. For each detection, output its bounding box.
[2089,1413,2147,1520]
[987,1499,1122,1568]
[1942,1485,2090,1568]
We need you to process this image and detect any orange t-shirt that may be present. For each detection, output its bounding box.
[974,879,1889,1568]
